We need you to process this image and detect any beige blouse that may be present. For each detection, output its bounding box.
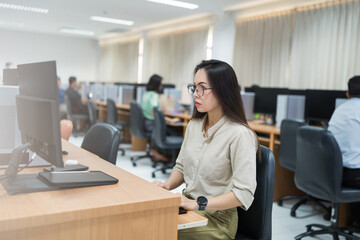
[173,114,257,210]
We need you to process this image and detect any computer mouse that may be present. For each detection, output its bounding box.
[65,159,79,165]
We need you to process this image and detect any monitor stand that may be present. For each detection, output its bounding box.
[1,143,57,195]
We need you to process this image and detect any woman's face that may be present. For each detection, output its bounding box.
[193,68,221,114]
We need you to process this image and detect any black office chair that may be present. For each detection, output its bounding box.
[235,145,275,240]
[81,123,120,165]
[294,126,360,240]
[106,98,128,156]
[277,119,330,218]
[129,102,156,167]
[87,100,100,126]
[64,95,88,133]
[151,107,183,178]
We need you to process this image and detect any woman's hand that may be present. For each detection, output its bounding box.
[152,180,170,190]
[177,193,198,211]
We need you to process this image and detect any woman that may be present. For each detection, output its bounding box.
[141,74,179,161]
[153,60,258,240]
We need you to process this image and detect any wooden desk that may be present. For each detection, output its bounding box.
[0,140,205,240]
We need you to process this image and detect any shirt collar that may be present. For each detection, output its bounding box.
[201,114,228,140]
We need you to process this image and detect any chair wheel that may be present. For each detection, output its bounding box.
[132,162,136,167]
[152,173,155,178]
[121,151,125,156]
[152,163,157,168]
[291,211,296,217]
[306,226,312,231]
[162,169,166,174]
[277,200,283,206]
[323,212,331,221]
[130,157,134,160]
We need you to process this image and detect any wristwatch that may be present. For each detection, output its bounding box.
[197,196,208,211]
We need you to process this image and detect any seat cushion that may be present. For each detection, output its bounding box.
[337,187,360,203]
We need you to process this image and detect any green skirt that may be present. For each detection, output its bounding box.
[178,193,238,240]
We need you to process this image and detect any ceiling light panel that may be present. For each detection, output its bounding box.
[147,0,198,10]
[59,28,94,36]
[0,3,48,14]
[90,16,134,26]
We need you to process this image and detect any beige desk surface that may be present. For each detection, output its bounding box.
[0,140,205,239]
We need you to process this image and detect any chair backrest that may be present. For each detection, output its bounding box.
[236,145,275,240]
[87,100,98,126]
[153,107,168,149]
[279,119,306,171]
[295,126,343,202]
[60,119,73,141]
[81,123,120,165]
[106,98,117,125]
[64,95,73,119]
[129,102,147,139]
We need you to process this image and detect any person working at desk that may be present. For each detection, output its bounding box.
[65,76,87,114]
[141,74,180,162]
[153,60,258,240]
[328,75,360,228]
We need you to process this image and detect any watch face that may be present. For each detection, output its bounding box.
[197,196,207,205]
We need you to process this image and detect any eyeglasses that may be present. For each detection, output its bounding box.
[187,83,213,97]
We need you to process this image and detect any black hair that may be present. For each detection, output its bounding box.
[146,74,163,93]
[192,60,247,124]
[69,76,77,85]
[348,76,360,97]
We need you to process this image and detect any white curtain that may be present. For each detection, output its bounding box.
[289,1,360,90]
[99,40,139,83]
[145,28,208,88]
[233,13,293,88]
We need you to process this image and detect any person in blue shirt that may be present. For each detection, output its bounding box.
[328,75,360,228]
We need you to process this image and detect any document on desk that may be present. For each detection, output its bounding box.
[177,211,208,230]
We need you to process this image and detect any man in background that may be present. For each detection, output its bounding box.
[328,75,360,229]
[65,76,87,114]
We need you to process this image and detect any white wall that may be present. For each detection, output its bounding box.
[0,29,100,86]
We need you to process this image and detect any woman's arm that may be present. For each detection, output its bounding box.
[179,191,242,211]
[153,169,184,190]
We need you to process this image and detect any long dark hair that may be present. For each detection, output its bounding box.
[192,60,260,153]
[192,60,247,124]
[146,74,163,93]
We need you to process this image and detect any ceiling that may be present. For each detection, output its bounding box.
[0,0,256,39]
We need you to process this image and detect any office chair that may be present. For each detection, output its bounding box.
[81,123,120,165]
[106,98,128,156]
[294,126,360,240]
[64,95,88,134]
[60,119,73,141]
[129,102,156,167]
[277,119,330,219]
[151,107,183,178]
[87,100,100,126]
[235,145,275,240]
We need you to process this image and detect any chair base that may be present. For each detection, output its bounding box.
[130,153,156,167]
[151,164,172,178]
[278,194,330,219]
[295,223,360,240]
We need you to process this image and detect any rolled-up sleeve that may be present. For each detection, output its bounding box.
[230,129,257,210]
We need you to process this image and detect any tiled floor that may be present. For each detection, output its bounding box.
[69,135,358,240]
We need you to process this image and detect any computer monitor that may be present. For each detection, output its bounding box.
[90,83,105,101]
[105,85,118,102]
[253,87,289,115]
[163,88,182,112]
[305,89,347,124]
[0,86,22,166]
[241,92,255,121]
[118,85,135,105]
[80,82,91,99]
[135,85,146,104]
[3,68,19,86]
[1,61,64,195]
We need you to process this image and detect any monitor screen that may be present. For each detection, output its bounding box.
[305,89,347,122]
[3,69,19,86]
[105,85,118,102]
[253,87,289,115]
[17,61,63,168]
